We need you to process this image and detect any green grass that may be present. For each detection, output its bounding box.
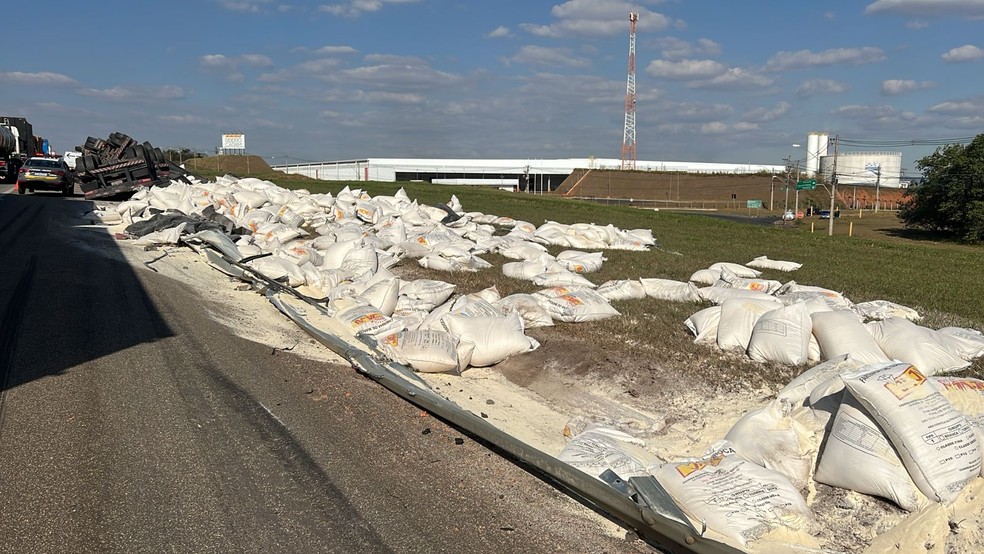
[195,170,984,382]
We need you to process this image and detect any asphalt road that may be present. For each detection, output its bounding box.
[0,186,646,553]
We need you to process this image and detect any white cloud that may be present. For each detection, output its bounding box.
[831,104,923,132]
[200,53,275,81]
[743,102,791,123]
[350,90,424,104]
[257,57,343,83]
[942,44,984,62]
[508,45,592,68]
[363,53,428,65]
[831,104,918,126]
[732,122,760,132]
[158,114,212,125]
[313,45,359,55]
[645,58,772,91]
[217,0,273,13]
[764,47,885,71]
[690,68,774,90]
[906,19,929,28]
[487,26,511,39]
[653,37,721,61]
[700,121,728,135]
[256,69,292,83]
[646,59,725,80]
[796,79,850,98]
[319,0,420,18]
[942,115,984,128]
[881,79,936,95]
[241,54,274,67]
[296,59,342,74]
[520,0,674,38]
[330,64,461,91]
[517,72,633,105]
[200,54,233,68]
[659,101,734,123]
[77,85,186,102]
[865,0,984,18]
[0,71,78,86]
[832,104,893,117]
[928,97,984,115]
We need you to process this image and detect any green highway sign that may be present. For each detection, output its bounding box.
[746,200,763,209]
[796,179,817,190]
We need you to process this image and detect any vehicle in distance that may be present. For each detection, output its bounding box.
[819,210,831,219]
[17,157,74,195]
[782,210,795,221]
[62,150,82,170]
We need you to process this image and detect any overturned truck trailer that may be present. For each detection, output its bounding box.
[74,132,192,199]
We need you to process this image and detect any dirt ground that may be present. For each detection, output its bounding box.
[555,169,906,212]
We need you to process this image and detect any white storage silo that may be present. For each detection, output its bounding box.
[805,132,828,177]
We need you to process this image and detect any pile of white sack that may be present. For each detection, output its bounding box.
[684,260,984,373]
[101,176,667,373]
[561,360,984,549]
[97,177,984,550]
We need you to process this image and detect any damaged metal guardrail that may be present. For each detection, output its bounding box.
[182,233,739,554]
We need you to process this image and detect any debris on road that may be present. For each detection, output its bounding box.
[84,173,984,553]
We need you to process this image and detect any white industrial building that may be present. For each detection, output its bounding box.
[270,157,786,190]
[270,136,907,189]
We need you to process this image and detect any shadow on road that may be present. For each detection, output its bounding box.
[0,193,174,392]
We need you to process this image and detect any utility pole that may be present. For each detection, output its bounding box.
[794,162,801,217]
[783,156,792,211]
[770,173,775,211]
[828,135,839,236]
[874,166,881,212]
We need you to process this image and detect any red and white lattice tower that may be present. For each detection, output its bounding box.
[620,12,639,170]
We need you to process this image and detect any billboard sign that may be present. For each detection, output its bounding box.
[221,133,246,150]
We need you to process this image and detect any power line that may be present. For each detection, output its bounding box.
[836,136,976,148]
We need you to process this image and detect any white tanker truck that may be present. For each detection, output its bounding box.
[0,120,30,183]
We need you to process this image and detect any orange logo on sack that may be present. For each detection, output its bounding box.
[675,454,725,477]
[749,282,765,291]
[560,295,584,306]
[352,313,384,327]
[885,365,926,400]
[383,334,399,347]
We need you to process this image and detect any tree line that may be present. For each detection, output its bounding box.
[900,133,984,242]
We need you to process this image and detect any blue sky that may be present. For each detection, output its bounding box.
[2,0,982,172]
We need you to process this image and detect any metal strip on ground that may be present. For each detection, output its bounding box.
[193,240,739,554]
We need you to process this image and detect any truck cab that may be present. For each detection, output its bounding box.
[63,151,82,170]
